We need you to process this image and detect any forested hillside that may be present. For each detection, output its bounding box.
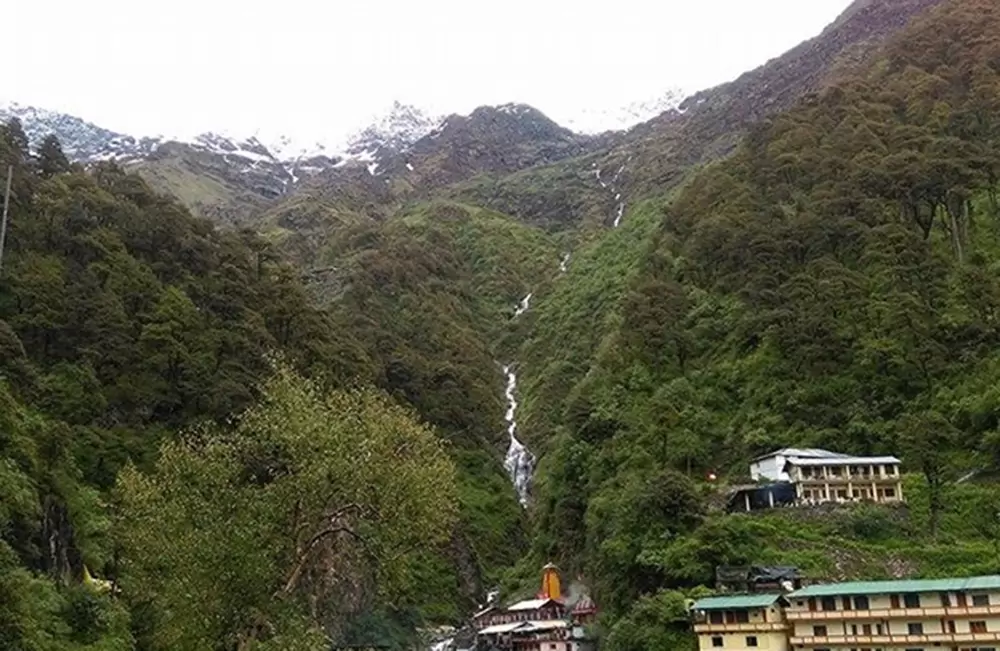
[520,0,1000,647]
[5,0,1000,648]
[0,125,515,648]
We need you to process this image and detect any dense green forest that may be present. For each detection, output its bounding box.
[7,0,1000,648]
[0,126,512,648]
[518,0,1000,648]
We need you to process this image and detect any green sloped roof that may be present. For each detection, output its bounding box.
[691,594,784,610]
[790,575,1000,598]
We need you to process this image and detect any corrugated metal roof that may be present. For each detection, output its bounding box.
[478,623,524,635]
[753,448,850,461]
[791,455,900,466]
[523,621,569,631]
[691,594,784,610]
[790,575,1000,597]
[477,621,569,636]
[508,598,557,611]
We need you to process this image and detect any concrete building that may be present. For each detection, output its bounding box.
[748,448,903,507]
[690,594,791,651]
[785,575,1000,651]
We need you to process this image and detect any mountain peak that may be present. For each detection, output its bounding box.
[343,101,442,158]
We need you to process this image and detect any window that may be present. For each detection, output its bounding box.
[862,624,872,635]
[709,612,724,624]
[891,595,901,609]
[973,594,991,607]
[814,625,828,637]
[711,636,723,648]
[971,621,988,633]
[855,596,871,610]
[746,637,758,648]
[735,610,749,624]
[851,625,858,635]
[844,597,854,610]
[725,611,735,624]
[883,488,896,498]
[830,466,842,476]
[907,623,924,635]
[940,592,951,607]
[802,467,813,478]
[821,597,837,611]
[903,593,921,608]
[876,624,884,635]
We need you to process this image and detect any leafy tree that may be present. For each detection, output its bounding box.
[117,365,458,650]
[898,410,960,537]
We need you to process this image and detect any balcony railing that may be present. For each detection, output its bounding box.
[785,604,1000,621]
[693,622,789,634]
[795,475,900,484]
[790,631,1000,646]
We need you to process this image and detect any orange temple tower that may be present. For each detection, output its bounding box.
[539,562,562,601]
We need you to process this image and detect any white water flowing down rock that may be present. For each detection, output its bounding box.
[513,292,533,317]
[559,253,571,273]
[593,161,629,227]
[502,364,536,506]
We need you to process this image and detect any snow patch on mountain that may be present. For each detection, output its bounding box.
[555,88,690,134]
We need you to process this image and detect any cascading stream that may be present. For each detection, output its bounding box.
[500,251,574,506]
[593,159,630,227]
[502,361,535,506]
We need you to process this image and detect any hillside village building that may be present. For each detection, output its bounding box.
[691,574,1000,651]
[691,594,791,651]
[474,564,596,651]
[731,448,904,511]
[785,576,1000,651]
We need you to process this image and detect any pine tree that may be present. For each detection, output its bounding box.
[36,134,70,178]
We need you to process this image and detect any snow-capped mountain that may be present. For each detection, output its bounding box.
[556,88,689,134]
[0,100,442,180]
[342,101,441,158]
[0,102,164,162]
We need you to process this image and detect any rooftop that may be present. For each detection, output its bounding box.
[479,622,525,635]
[754,448,850,461]
[691,594,785,611]
[478,621,569,636]
[508,598,559,611]
[791,455,901,467]
[790,575,1000,598]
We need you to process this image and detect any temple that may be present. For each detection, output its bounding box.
[474,564,597,651]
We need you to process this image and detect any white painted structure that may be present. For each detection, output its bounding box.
[751,448,850,482]
[750,448,904,506]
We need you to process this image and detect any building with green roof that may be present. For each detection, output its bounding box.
[783,574,1000,651]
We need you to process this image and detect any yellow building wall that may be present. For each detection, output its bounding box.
[787,590,1000,615]
[787,590,1000,641]
[696,631,787,651]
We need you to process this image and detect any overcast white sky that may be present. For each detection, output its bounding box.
[6,0,853,144]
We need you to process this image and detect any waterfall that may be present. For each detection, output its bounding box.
[560,252,571,273]
[593,161,628,228]
[513,292,533,317]
[502,364,535,506]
